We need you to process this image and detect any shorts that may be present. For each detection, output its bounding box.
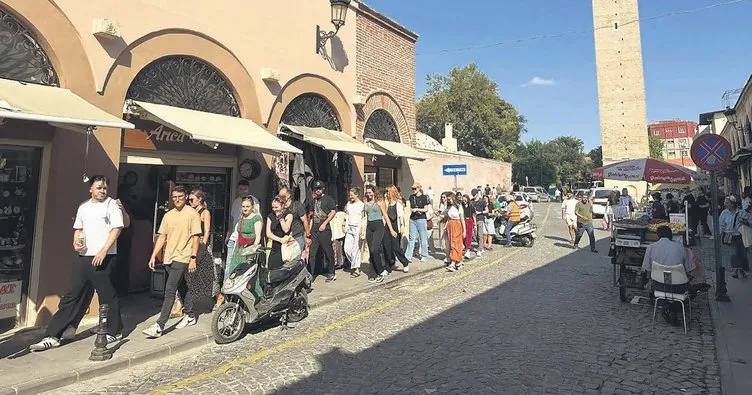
[566,216,577,226]
[484,218,496,234]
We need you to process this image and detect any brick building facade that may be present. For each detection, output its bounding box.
[648,119,699,170]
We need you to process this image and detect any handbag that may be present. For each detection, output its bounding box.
[426,218,434,230]
[281,239,302,264]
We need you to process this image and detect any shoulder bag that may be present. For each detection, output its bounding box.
[722,212,739,245]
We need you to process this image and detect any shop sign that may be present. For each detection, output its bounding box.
[0,281,22,320]
[669,213,687,225]
[123,120,235,156]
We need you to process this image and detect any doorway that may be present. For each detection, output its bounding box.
[116,163,231,294]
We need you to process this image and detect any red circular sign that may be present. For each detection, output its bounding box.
[691,134,732,172]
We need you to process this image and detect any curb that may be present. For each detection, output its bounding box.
[0,260,452,395]
[705,268,732,395]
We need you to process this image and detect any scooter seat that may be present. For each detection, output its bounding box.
[267,260,305,284]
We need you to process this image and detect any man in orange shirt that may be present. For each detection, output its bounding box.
[503,195,521,245]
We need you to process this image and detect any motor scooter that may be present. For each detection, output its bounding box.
[212,247,312,344]
[494,216,537,247]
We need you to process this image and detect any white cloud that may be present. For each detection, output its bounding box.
[521,76,555,87]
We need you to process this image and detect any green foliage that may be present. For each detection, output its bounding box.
[588,146,603,168]
[513,136,592,189]
[648,136,665,159]
[416,64,526,161]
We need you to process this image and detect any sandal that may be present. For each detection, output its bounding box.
[350,269,361,278]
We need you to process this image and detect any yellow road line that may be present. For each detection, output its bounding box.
[148,249,520,395]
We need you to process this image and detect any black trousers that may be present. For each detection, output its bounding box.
[367,221,387,275]
[45,255,121,338]
[731,234,750,271]
[309,227,335,276]
[157,262,194,327]
[383,223,410,269]
[695,211,712,235]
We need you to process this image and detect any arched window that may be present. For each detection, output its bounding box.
[281,93,341,131]
[0,8,58,85]
[364,109,400,142]
[127,56,239,116]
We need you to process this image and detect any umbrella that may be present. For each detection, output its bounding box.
[591,158,694,184]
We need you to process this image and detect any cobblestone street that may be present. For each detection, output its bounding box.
[50,204,721,395]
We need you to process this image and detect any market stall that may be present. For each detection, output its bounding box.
[592,158,695,301]
[610,218,687,302]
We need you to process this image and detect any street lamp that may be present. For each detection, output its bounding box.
[316,0,351,54]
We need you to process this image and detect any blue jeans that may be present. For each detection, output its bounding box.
[504,221,518,244]
[575,222,596,251]
[406,218,429,260]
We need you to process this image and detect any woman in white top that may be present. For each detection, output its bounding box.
[720,196,749,278]
[437,193,449,257]
[441,194,466,272]
[344,187,365,277]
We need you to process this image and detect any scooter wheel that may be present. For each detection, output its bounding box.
[521,235,535,248]
[212,302,246,344]
[286,288,309,323]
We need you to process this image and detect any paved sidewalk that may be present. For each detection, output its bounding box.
[0,255,458,395]
[693,236,752,395]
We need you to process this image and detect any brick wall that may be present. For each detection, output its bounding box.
[592,0,649,164]
[356,6,417,145]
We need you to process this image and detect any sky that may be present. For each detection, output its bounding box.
[365,0,752,151]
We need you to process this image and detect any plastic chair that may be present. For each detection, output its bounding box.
[650,261,691,334]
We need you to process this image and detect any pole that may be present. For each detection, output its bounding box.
[454,174,458,191]
[89,303,113,361]
[710,171,730,302]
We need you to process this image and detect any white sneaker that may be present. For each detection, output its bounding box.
[381,270,389,277]
[464,251,472,259]
[446,263,457,272]
[402,265,409,273]
[476,250,483,257]
[29,337,60,352]
[456,262,465,270]
[175,315,197,329]
[142,323,163,338]
[420,257,429,262]
[106,333,123,345]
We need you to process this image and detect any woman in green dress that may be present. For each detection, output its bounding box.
[227,196,263,275]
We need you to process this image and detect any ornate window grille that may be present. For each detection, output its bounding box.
[0,8,58,86]
[364,109,400,142]
[281,93,341,131]
[127,56,240,117]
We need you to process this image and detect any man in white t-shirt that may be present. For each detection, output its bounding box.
[225,180,260,279]
[31,175,125,352]
[561,191,579,244]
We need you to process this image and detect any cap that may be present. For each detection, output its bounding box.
[412,182,422,189]
[312,180,325,190]
[729,195,738,203]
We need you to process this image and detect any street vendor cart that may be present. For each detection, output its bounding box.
[610,219,688,302]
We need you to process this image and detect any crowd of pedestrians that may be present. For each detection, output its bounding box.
[30,177,520,351]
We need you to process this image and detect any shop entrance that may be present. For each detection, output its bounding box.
[116,163,231,295]
[0,145,42,329]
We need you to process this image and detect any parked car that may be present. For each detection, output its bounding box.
[533,186,550,202]
[574,189,590,199]
[589,187,618,218]
[521,187,539,202]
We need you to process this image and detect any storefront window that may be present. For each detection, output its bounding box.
[0,145,42,325]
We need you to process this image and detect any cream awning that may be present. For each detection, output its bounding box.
[365,138,430,161]
[280,124,383,157]
[0,77,133,130]
[132,101,301,155]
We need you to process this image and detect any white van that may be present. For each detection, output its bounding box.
[589,187,618,217]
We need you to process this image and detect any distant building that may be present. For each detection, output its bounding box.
[647,119,699,170]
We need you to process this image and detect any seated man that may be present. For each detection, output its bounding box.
[642,225,692,325]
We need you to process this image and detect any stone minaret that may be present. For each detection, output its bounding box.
[592,0,649,165]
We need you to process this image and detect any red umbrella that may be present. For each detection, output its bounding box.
[590,158,692,184]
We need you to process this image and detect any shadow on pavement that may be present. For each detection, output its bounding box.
[273,238,717,394]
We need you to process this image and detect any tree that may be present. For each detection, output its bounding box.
[648,136,664,159]
[512,139,557,187]
[547,136,590,187]
[588,146,603,168]
[416,64,526,161]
